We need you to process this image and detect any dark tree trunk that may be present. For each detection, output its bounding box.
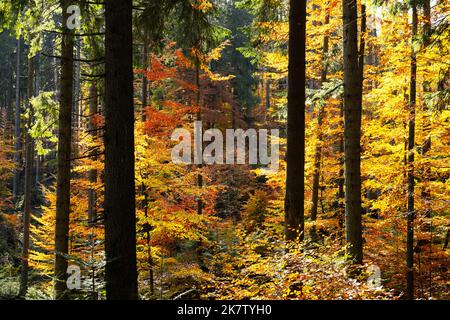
[420,0,432,219]
[265,77,270,120]
[195,62,203,216]
[443,228,449,250]
[142,190,154,296]
[104,0,138,300]
[87,81,98,300]
[54,0,74,299]
[34,55,40,188]
[406,4,418,301]
[337,102,345,228]
[285,0,306,241]
[142,31,149,122]
[359,4,366,82]
[13,37,21,198]
[310,10,330,222]
[342,0,363,264]
[4,57,14,141]
[88,82,98,225]
[423,0,431,39]
[72,37,81,158]
[18,57,35,298]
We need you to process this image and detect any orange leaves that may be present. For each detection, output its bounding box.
[144,106,183,137]
[143,99,196,137]
[191,0,214,12]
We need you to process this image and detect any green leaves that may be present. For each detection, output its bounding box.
[29,92,58,156]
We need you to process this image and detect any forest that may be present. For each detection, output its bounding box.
[0,0,448,301]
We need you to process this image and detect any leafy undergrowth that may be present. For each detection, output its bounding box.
[201,225,396,300]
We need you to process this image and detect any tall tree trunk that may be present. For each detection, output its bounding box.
[265,76,270,122]
[342,0,363,263]
[72,37,81,158]
[420,0,432,218]
[310,10,330,222]
[195,62,203,216]
[285,0,306,241]
[337,102,345,228]
[423,0,431,40]
[54,1,74,299]
[104,0,138,300]
[13,36,22,198]
[406,4,418,301]
[142,31,149,122]
[359,4,366,82]
[4,56,14,141]
[34,54,40,188]
[88,81,98,300]
[88,82,98,225]
[18,57,35,298]
[142,189,154,296]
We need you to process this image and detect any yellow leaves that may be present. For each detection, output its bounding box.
[206,40,230,62]
[262,52,287,77]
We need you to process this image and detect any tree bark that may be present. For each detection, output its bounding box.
[337,102,345,228]
[310,10,329,222]
[265,76,270,122]
[18,57,35,298]
[195,62,203,216]
[87,81,98,299]
[285,0,306,241]
[423,0,431,40]
[34,55,40,188]
[54,0,74,299]
[104,0,138,300]
[342,0,363,263]
[88,82,98,225]
[72,37,81,158]
[13,37,21,198]
[142,31,149,122]
[406,4,418,301]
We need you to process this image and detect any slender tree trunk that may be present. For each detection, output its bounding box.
[88,82,98,225]
[72,37,81,158]
[142,189,154,296]
[406,4,418,301]
[421,0,432,219]
[18,57,35,298]
[265,76,270,122]
[423,0,431,40]
[342,0,363,264]
[53,31,60,99]
[34,54,40,188]
[195,62,203,216]
[285,0,306,242]
[310,10,330,222]
[142,31,149,122]
[104,0,138,300]
[54,1,74,299]
[13,37,22,198]
[87,81,98,300]
[4,58,14,141]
